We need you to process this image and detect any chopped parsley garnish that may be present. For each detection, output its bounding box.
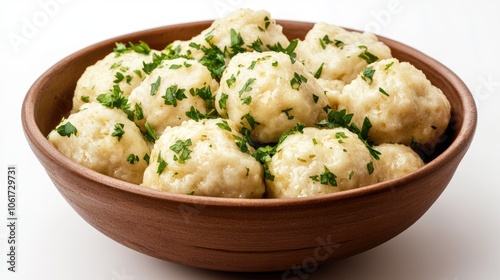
[361,66,376,85]
[189,86,215,110]
[319,35,344,49]
[163,84,186,107]
[144,122,158,143]
[170,139,192,164]
[249,37,264,52]
[241,96,252,105]
[112,123,125,141]
[127,154,139,164]
[239,78,256,96]
[113,41,151,55]
[80,96,90,103]
[227,28,246,57]
[113,72,125,83]
[266,39,298,63]
[142,52,167,75]
[379,87,389,96]
[216,120,232,131]
[96,85,134,120]
[143,153,150,164]
[358,45,379,64]
[156,153,167,175]
[233,134,250,154]
[310,166,337,187]
[315,109,380,160]
[169,64,182,69]
[56,122,77,137]
[264,16,270,29]
[314,63,324,79]
[226,74,236,88]
[218,93,228,109]
[134,103,144,120]
[189,38,226,80]
[282,108,295,120]
[185,106,217,121]
[241,113,260,129]
[150,76,161,96]
[367,161,375,175]
[290,72,307,90]
[384,61,395,70]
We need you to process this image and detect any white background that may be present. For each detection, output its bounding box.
[1,0,499,279]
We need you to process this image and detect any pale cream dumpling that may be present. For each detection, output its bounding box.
[339,58,451,146]
[375,143,424,181]
[142,119,265,198]
[215,51,329,144]
[266,127,379,198]
[165,8,290,77]
[295,22,392,84]
[72,49,160,112]
[48,103,151,184]
[127,58,219,136]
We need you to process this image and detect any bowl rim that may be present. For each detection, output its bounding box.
[22,20,478,208]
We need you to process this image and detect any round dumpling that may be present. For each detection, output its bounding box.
[72,48,160,112]
[295,22,392,84]
[165,8,290,78]
[215,51,329,144]
[142,118,265,198]
[266,127,379,198]
[127,58,219,136]
[48,102,151,184]
[375,143,424,181]
[338,58,451,146]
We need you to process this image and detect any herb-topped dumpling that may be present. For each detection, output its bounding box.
[265,127,380,198]
[72,43,160,112]
[48,102,151,185]
[165,8,290,79]
[141,118,265,198]
[127,58,219,137]
[338,58,451,147]
[215,51,329,144]
[295,22,392,84]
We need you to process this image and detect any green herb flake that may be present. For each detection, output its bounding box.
[290,72,307,90]
[241,113,260,129]
[264,16,270,29]
[80,96,90,103]
[272,61,278,67]
[367,161,375,175]
[127,154,139,164]
[150,76,161,96]
[169,64,182,70]
[239,78,256,96]
[133,69,143,78]
[56,122,77,137]
[219,93,229,109]
[233,134,250,154]
[134,103,144,120]
[170,139,192,164]
[281,108,295,120]
[358,45,379,64]
[361,66,376,85]
[226,74,236,88]
[156,153,167,175]
[143,153,150,164]
[216,120,232,131]
[384,61,395,70]
[163,84,186,106]
[129,41,151,55]
[314,63,324,79]
[144,122,158,143]
[310,166,337,187]
[112,123,125,141]
[113,72,125,83]
[349,170,355,180]
[379,87,389,96]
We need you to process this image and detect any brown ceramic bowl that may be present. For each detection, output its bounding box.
[22,20,477,272]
